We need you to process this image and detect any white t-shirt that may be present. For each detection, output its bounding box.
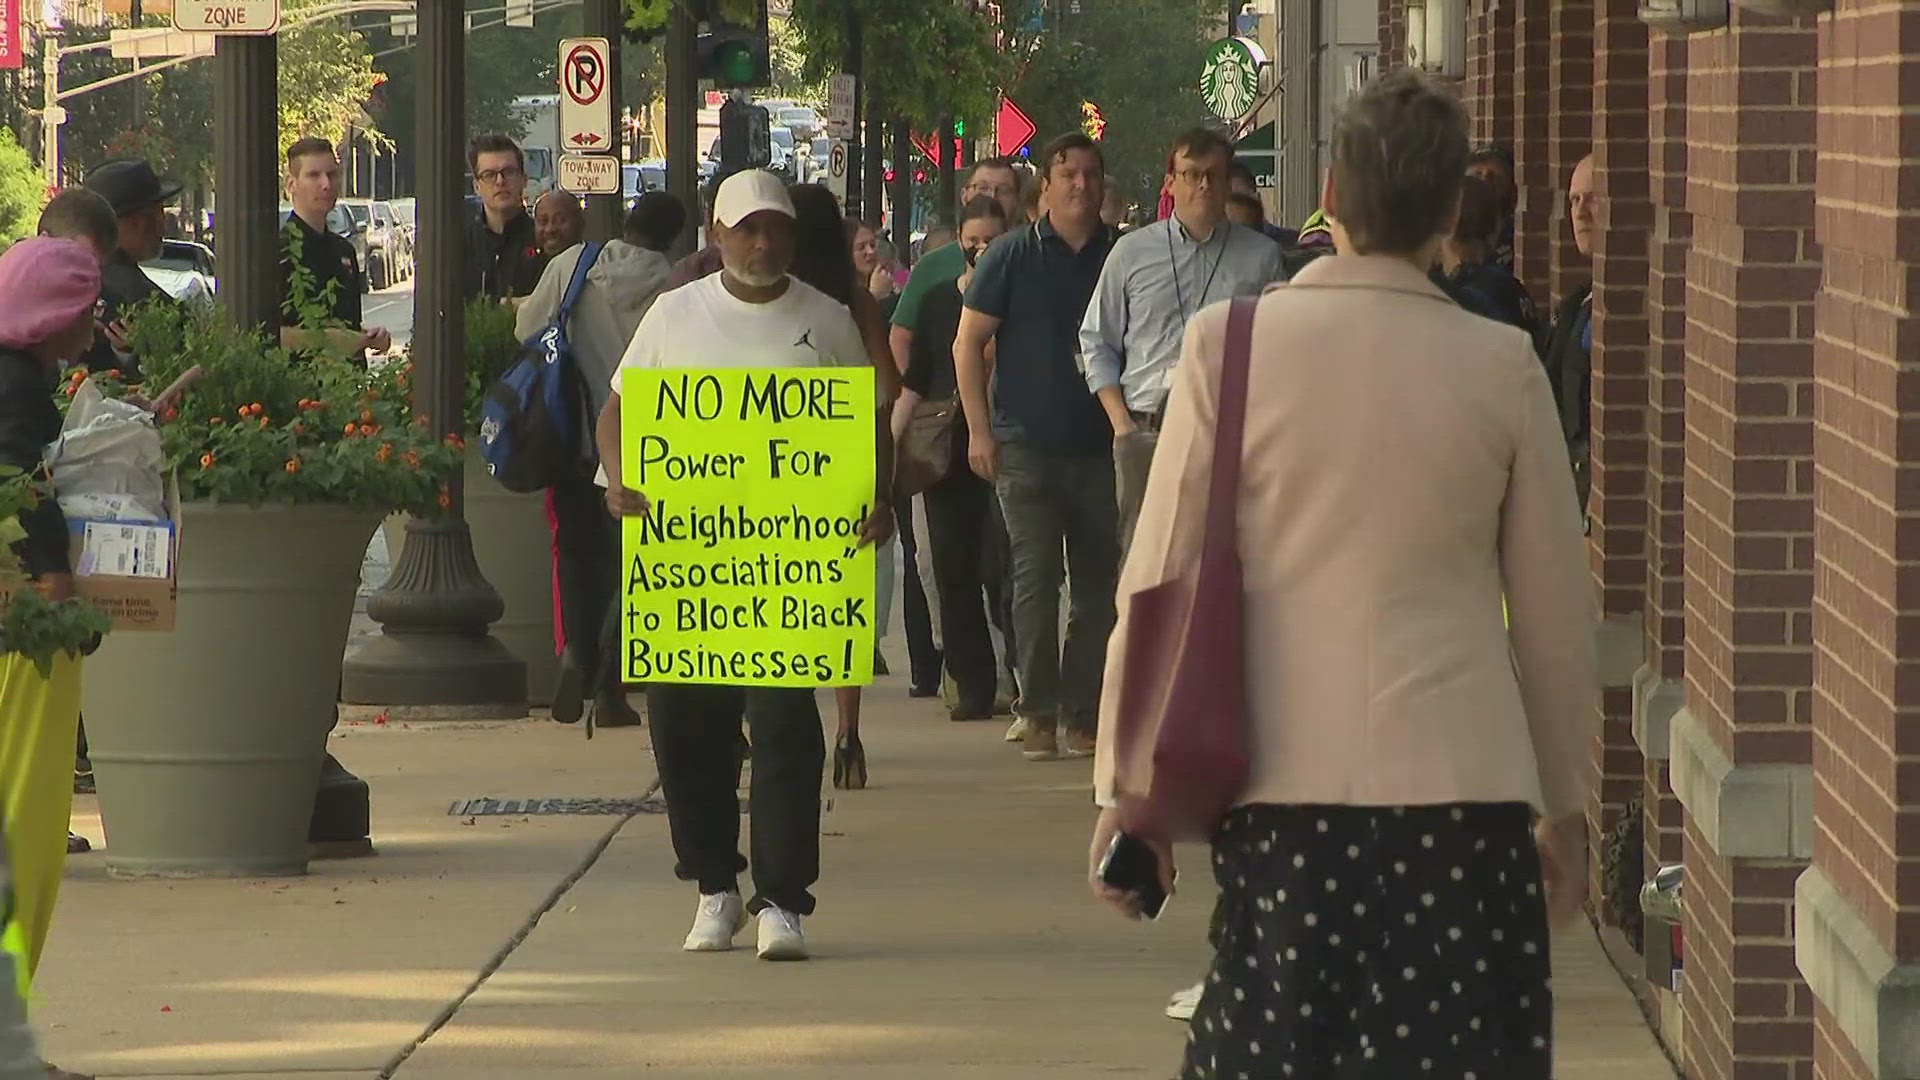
[612,272,870,385]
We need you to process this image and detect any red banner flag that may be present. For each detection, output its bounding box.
[0,0,22,71]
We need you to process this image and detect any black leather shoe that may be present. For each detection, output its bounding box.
[591,691,643,728]
[551,653,586,725]
[309,753,370,843]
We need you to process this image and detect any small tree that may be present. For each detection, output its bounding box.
[0,130,43,245]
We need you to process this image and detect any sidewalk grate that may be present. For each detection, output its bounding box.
[448,796,669,816]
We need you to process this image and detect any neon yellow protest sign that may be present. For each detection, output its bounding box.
[619,367,877,687]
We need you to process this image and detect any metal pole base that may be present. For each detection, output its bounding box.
[340,516,529,711]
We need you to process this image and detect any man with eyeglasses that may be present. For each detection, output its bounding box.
[465,133,547,302]
[1081,128,1284,557]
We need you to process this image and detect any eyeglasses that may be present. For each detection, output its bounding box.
[1172,168,1223,187]
[476,168,524,185]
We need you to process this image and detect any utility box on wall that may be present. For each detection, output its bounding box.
[1403,0,1466,79]
[1638,0,1730,30]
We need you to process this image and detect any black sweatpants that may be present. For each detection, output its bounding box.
[551,472,619,689]
[645,683,824,916]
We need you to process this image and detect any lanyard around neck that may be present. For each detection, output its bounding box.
[1169,220,1231,322]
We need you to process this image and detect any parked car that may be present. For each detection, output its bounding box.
[339,198,408,290]
[279,203,372,294]
[769,127,796,180]
[776,105,822,141]
[141,238,217,303]
[623,160,668,208]
[372,200,413,283]
[389,197,417,245]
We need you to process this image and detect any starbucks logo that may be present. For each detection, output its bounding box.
[1201,37,1267,121]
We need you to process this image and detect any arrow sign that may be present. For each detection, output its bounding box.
[911,132,957,171]
[558,37,613,158]
[996,98,1037,159]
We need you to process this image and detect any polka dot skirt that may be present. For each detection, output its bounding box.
[1179,803,1553,1080]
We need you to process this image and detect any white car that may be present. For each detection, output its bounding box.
[141,239,216,304]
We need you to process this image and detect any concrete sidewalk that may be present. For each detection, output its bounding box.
[43,691,1675,1078]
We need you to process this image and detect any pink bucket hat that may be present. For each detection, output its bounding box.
[0,237,101,351]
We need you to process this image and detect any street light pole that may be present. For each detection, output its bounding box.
[580,0,624,241]
[41,22,60,189]
[341,0,528,714]
[212,34,280,331]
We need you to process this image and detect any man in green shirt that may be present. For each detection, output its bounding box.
[888,158,1029,375]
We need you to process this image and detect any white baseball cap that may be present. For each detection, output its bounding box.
[713,169,795,228]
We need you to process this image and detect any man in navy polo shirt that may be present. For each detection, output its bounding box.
[953,133,1121,763]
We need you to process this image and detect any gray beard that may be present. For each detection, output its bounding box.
[723,266,785,290]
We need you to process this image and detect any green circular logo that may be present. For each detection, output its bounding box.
[1201,38,1264,121]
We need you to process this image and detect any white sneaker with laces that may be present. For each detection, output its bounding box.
[756,905,809,961]
[682,890,747,952]
[1166,981,1204,1021]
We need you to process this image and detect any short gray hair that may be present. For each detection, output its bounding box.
[1330,68,1470,255]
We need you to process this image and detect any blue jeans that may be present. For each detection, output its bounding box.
[993,443,1119,734]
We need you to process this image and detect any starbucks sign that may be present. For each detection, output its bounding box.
[1201,36,1268,121]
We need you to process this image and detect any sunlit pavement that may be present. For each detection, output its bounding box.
[44,675,1673,1078]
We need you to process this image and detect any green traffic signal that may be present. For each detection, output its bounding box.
[715,41,757,85]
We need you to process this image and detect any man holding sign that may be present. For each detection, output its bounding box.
[595,170,894,962]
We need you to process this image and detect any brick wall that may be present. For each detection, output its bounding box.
[1679,8,1821,1078]
[1510,0,1554,304]
[1809,1,1920,1073]
[1546,0,1595,310]
[1585,0,1650,911]
[1644,25,1692,876]
[1681,818,1815,1079]
[1464,0,1515,149]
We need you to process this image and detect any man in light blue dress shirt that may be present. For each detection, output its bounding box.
[1079,128,1286,552]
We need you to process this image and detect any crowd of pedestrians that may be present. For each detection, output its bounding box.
[0,66,1606,1078]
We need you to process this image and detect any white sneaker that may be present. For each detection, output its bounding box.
[756,905,809,961]
[682,891,747,952]
[1004,717,1030,743]
[1166,981,1204,1021]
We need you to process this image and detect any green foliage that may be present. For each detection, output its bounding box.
[279,0,384,150]
[0,468,111,674]
[787,1,1007,132]
[1005,0,1219,206]
[0,129,42,245]
[463,298,522,431]
[96,299,463,515]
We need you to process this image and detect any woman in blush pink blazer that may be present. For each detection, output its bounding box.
[1089,69,1597,1079]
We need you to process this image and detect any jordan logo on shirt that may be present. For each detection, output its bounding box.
[793,329,818,355]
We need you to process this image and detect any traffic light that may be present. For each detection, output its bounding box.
[698,0,771,89]
[719,98,772,173]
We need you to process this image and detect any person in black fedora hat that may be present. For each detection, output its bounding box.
[80,159,187,379]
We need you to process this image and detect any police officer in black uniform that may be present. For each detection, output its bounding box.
[279,137,391,360]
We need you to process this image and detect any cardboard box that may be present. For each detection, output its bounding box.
[0,480,179,632]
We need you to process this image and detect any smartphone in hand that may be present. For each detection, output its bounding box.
[1099,831,1173,921]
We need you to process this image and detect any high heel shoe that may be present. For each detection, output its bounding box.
[832,731,868,790]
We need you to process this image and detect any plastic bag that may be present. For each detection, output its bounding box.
[47,378,166,524]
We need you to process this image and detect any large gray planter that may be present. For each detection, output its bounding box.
[83,502,379,878]
[382,450,558,705]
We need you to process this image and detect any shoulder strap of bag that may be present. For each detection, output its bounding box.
[1201,296,1258,566]
[555,242,606,330]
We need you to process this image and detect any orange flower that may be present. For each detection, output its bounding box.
[344,422,358,436]
[284,458,301,474]
[360,409,374,424]
[258,416,270,430]
[199,453,216,469]
[160,405,178,422]
[100,369,120,380]
[444,433,466,450]
[375,443,393,463]
[404,450,421,469]
[63,384,77,397]
[437,491,453,510]
[360,424,379,437]
[237,405,250,419]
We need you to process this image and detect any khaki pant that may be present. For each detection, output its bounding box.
[1114,429,1160,560]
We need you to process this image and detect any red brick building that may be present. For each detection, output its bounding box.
[1364,0,1920,1076]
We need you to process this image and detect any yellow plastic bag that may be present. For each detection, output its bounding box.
[0,652,82,986]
